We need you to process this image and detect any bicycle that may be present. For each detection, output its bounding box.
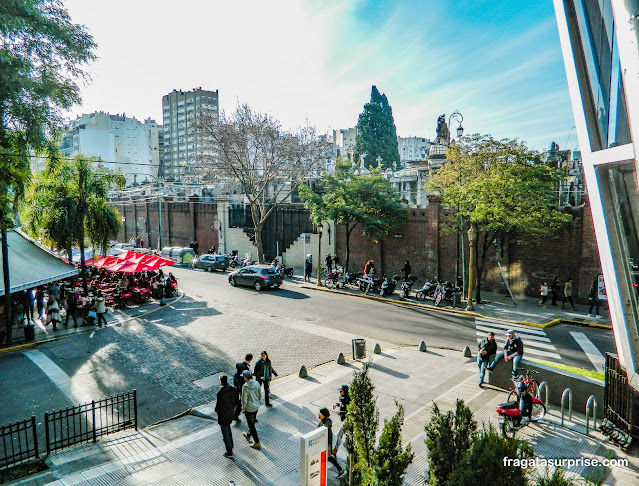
[507,368,541,401]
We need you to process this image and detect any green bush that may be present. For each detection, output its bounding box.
[535,467,575,486]
[424,400,477,485]
[445,426,534,486]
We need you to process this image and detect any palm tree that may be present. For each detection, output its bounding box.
[24,155,123,273]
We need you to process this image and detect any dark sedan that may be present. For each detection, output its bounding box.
[191,254,229,272]
[228,265,283,290]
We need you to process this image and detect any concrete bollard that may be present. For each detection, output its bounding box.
[299,365,308,378]
[463,346,472,358]
[337,352,345,365]
[374,343,382,354]
[418,341,427,352]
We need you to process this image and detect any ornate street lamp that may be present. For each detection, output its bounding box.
[316,222,324,287]
[449,110,464,143]
[466,223,478,311]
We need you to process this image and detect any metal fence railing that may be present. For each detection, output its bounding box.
[0,416,38,470]
[602,353,639,448]
[44,390,137,454]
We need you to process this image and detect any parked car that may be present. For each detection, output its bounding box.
[192,254,229,272]
[228,265,283,290]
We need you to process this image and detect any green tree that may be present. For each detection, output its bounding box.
[0,0,95,343]
[445,426,534,486]
[344,365,413,485]
[345,362,379,479]
[424,400,478,486]
[24,155,123,270]
[299,160,406,272]
[369,402,414,486]
[426,134,572,303]
[353,85,400,169]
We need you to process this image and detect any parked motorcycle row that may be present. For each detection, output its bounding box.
[323,267,463,307]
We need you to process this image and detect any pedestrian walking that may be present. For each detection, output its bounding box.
[551,277,560,306]
[539,281,549,308]
[241,370,262,450]
[36,287,45,320]
[45,297,61,330]
[477,331,497,387]
[337,384,350,422]
[253,351,278,407]
[401,261,412,281]
[25,289,35,323]
[304,259,312,282]
[364,260,371,276]
[95,291,107,327]
[325,254,333,273]
[233,353,253,423]
[318,408,344,477]
[488,330,524,376]
[561,277,578,311]
[588,276,604,318]
[215,374,239,458]
[65,292,79,328]
[333,254,340,269]
[369,260,376,275]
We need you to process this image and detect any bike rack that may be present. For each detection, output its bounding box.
[561,388,572,426]
[585,395,597,436]
[537,381,549,407]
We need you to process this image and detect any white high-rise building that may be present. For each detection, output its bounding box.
[161,87,219,180]
[58,112,161,184]
[397,136,431,163]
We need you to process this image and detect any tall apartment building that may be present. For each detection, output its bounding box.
[161,87,219,180]
[58,112,161,184]
[397,136,431,163]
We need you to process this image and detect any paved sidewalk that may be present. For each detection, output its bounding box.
[299,276,612,329]
[13,347,637,486]
[0,292,183,353]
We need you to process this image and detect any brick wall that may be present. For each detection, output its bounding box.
[335,197,601,302]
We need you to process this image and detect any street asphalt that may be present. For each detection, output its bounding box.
[0,265,615,437]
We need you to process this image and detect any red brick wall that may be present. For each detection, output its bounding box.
[335,197,601,302]
[114,201,218,252]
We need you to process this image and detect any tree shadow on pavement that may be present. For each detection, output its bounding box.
[368,362,410,379]
[267,288,310,300]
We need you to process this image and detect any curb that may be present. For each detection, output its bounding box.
[302,285,613,330]
[0,291,185,354]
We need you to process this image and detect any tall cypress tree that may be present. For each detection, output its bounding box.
[353,86,400,169]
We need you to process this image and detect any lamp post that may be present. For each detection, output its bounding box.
[447,110,465,289]
[466,223,478,311]
[448,110,464,143]
[316,222,323,287]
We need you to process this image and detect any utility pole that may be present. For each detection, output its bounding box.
[1,218,12,346]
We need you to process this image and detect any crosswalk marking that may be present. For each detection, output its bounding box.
[475,325,552,344]
[475,317,562,363]
[570,331,605,373]
[475,317,547,335]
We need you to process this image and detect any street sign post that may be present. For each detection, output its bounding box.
[300,427,328,486]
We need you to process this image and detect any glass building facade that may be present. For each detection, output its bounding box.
[554,0,639,388]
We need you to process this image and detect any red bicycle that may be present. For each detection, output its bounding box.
[507,368,541,400]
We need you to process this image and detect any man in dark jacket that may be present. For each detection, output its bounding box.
[233,353,253,423]
[318,408,344,477]
[489,330,524,376]
[477,331,497,387]
[253,351,278,407]
[550,277,561,306]
[401,261,411,281]
[215,375,239,458]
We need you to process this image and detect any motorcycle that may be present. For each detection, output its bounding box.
[240,256,256,267]
[343,272,363,288]
[228,255,239,268]
[324,267,344,288]
[496,379,546,438]
[358,275,383,295]
[398,276,415,300]
[415,279,438,301]
[379,275,399,297]
[271,260,295,278]
[433,281,462,307]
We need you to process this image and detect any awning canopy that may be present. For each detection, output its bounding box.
[0,229,79,297]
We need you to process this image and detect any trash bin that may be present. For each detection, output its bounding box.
[352,338,366,360]
[24,324,35,342]
[452,292,460,308]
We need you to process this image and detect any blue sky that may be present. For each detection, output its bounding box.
[64,0,576,152]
